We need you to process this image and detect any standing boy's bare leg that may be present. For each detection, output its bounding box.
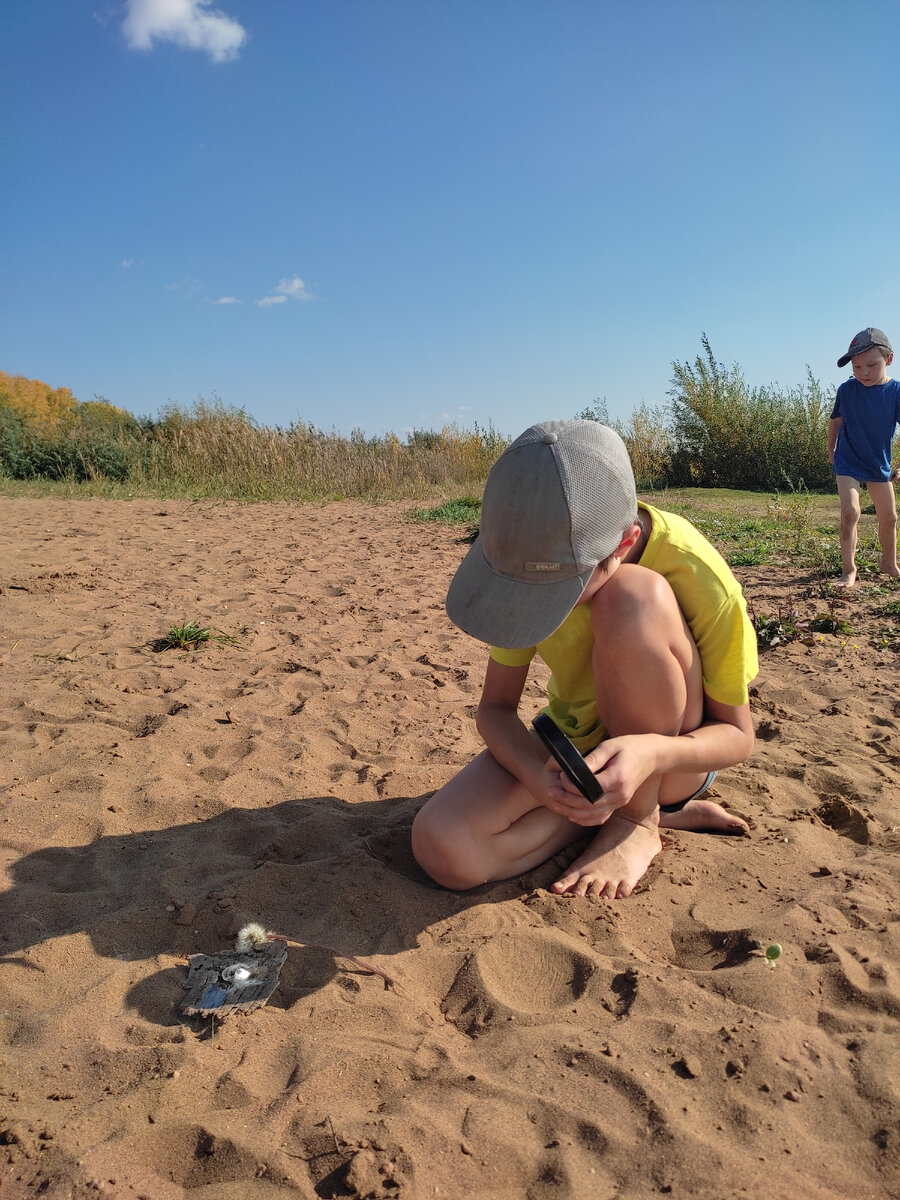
[867,480,900,577]
[835,476,862,587]
[551,565,708,898]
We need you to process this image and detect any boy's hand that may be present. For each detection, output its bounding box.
[543,760,609,825]
[533,759,581,811]
[545,734,661,825]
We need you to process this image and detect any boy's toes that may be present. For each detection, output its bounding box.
[550,869,584,895]
[553,867,631,898]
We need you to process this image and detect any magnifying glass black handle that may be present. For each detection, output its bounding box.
[532,712,603,803]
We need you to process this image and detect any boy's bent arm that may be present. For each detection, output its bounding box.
[475,658,558,800]
[663,695,754,772]
[579,696,754,813]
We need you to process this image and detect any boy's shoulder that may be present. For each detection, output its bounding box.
[836,376,862,401]
[641,503,709,545]
[837,376,900,396]
[641,502,743,589]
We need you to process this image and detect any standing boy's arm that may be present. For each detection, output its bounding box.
[475,657,564,803]
[828,416,842,463]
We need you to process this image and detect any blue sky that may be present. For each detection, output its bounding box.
[2,0,898,437]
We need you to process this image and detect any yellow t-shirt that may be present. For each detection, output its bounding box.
[490,504,759,752]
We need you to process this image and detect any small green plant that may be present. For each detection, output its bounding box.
[152,621,240,652]
[411,497,481,525]
[411,497,481,541]
[765,943,783,968]
[727,546,769,567]
[752,608,800,648]
[807,614,853,636]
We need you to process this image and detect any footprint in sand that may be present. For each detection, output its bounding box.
[666,923,760,971]
[442,932,595,1034]
[814,796,871,844]
[106,1124,269,1191]
[817,944,900,1021]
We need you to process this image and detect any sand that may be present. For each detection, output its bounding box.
[1,496,898,1200]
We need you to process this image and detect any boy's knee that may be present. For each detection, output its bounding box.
[590,564,680,629]
[839,493,861,522]
[411,807,480,891]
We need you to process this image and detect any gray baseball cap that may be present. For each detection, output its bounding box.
[837,327,893,368]
[445,420,638,648]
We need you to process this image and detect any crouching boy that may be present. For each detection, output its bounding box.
[412,420,758,899]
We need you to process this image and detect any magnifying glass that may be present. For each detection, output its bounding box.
[532,712,603,803]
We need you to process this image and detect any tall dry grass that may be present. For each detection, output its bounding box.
[0,396,509,501]
[138,404,508,500]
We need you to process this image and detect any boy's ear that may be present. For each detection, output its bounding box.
[615,522,642,556]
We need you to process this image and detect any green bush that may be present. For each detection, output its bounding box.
[0,406,30,477]
[0,403,137,482]
[667,335,833,491]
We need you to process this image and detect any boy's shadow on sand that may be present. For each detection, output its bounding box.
[0,796,515,1027]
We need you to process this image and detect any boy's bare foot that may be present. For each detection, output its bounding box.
[659,798,749,835]
[550,815,661,898]
[833,570,857,589]
[878,556,900,579]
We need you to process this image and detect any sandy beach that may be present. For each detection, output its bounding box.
[1,496,898,1200]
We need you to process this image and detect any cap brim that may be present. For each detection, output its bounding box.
[445,537,593,648]
[838,344,874,367]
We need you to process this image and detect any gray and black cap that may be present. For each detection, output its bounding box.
[837,328,893,368]
[445,420,638,648]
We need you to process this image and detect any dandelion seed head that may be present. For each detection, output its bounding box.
[236,922,270,952]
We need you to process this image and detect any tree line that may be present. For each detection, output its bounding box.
[0,340,850,494]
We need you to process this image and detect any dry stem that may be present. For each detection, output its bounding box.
[266,932,403,991]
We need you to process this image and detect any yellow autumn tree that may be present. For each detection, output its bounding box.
[0,370,78,426]
[0,372,137,431]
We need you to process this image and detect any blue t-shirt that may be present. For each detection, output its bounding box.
[830,378,900,482]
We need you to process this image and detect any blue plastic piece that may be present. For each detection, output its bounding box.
[199,984,229,1009]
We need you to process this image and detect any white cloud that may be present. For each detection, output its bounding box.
[211,295,240,305]
[121,259,134,268]
[122,0,247,63]
[256,275,315,308]
[276,275,313,300]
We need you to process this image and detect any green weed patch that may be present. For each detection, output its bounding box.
[151,621,241,652]
[410,498,481,525]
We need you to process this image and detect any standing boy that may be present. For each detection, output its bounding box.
[412,420,757,900]
[828,327,900,588]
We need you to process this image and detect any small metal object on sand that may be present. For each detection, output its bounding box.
[181,940,288,1017]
